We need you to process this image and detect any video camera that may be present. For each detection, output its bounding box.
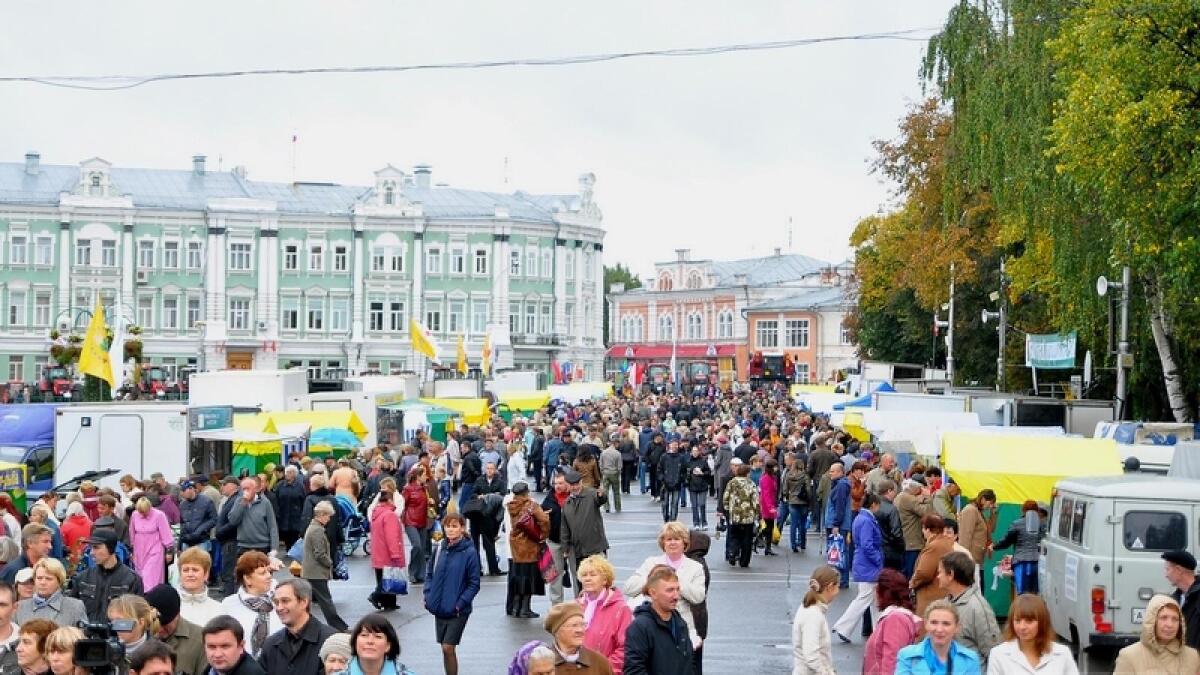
[74,618,135,673]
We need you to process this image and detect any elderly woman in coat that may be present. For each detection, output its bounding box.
[1114,594,1200,675]
[15,558,87,627]
[505,481,550,620]
[623,521,707,652]
[301,500,349,631]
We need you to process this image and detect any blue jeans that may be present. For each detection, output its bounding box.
[638,460,649,493]
[679,489,688,509]
[1013,560,1039,594]
[689,490,708,527]
[661,488,681,522]
[457,483,475,513]
[788,505,809,550]
[902,550,919,579]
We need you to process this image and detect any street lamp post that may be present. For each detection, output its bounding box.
[933,263,956,386]
[1096,265,1131,419]
[981,258,1008,392]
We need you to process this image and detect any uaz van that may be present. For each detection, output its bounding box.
[1042,475,1200,650]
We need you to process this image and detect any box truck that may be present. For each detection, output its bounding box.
[189,369,308,412]
[54,403,194,489]
[288,390,407,448]
[343,375,421,400]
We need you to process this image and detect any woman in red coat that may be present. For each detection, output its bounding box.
[576,554,633,674]
[59,501,92,573]
[400,468,432,585]
[368,489,407,611]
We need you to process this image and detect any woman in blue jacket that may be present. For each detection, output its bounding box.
[424,512,481,675]
[895,599,982,675]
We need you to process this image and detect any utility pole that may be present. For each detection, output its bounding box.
[947,262,956,386]
[1096,265,1132,419]
[982,259,1006,391]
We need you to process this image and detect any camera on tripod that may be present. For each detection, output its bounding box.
[74,618,136,672]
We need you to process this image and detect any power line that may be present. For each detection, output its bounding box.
[0,27,938,91]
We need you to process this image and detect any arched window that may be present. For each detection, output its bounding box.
[717,310,734,339]
[657,273,673,291]
[383,185,395,206]
[686,313,703,339]
[635,317,644,341]
[659,314,674,342]
[686,272,703,289]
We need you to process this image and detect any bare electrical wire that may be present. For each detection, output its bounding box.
[0,27,937,91]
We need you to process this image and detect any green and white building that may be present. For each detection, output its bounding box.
[0,152,606,384]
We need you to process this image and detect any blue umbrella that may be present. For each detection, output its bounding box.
[308,427,362,450]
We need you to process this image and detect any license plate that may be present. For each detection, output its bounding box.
[1132,608,1146,624]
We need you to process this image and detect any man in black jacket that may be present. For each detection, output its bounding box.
[203,616,267,675]
[1164,549,1200,649]
[178,480,218,552]
[257,579,336,675]
[624,565,694,675]
[657,441,685,523]
[69,529,143,621]
[457,444,483,513]
[875,480,905,571]
[647,433,666,501]
[541,474,570,604]
[214,476,241,596]
[529,428,546,491]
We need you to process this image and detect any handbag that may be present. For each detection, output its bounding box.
[537,543,559,584]
[826,533,846,570]
[333,553,350,581]
[382,565,409,595]
[287,538,304,562]
[516,507,544,542]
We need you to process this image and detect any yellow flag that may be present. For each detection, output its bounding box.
[409,318,442,364]
[481,331,492,376]
[78,301,114,388]
[456,335,468,376]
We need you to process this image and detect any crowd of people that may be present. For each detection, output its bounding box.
[0,385,1196,674]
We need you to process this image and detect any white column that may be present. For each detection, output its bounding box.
[410,227,425,372]
[573,243,584,347]
[256,230,274,330]
[593,243,604,347]
[553,237,567,337]
[351,217,365,343]
[56,218,72,316]
[120,216,134,311]
[491,232,508,327]
[647,300,657,342]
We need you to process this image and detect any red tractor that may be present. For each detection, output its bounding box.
[137,364,169,399]
[38,365,77,402]
[747,351,794,390]
[680,360,717,396]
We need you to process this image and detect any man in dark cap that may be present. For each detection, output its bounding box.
[1164,549,1200,649]
[144,584,207,675]
[69,529,142,621]
[559,468,609,596]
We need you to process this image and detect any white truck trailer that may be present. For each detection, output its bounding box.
[287,390,407,449]
[54,403,193,489]
[189,369,308,412]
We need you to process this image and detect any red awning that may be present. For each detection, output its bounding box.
[605,343,738,359]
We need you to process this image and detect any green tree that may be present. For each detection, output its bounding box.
[603,263,642,343]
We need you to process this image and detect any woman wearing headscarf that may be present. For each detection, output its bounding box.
[1113,594,1200,675]
[128,496,175,589]
[58,502,91,574]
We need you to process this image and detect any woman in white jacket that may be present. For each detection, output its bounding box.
[987,594,1078,675]
[792,565,841,675]
[623,521,707,650]
[506,440,528,489]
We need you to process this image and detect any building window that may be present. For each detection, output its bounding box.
[283,245,299,271]
[657,272,672,291]
[796,362,810,383]
[526,249,538,278]
[391,248,404,273]
[34,357,46,383]
[35,237,52,266]
[565,302,575,337]
[686,313,703,340]
[659,314,674,342]
[473,248,489,275]
[8,357,22,383]
[309,244,324,272]
[333,245,348,272]
[307,298,324,331]
[841,322,852,345]
[384,186,395,205]
[541,251,553,278]
[540,303,553,334]
[281,297,299,331]
[228,243,252,271]
[717,311,734,339]
[369,301,385,331]
[9,235,26,265]
[510,250,522,276]
[331,297,349,332]
[187,297,201,328]
[388,300,406,332]
[785,319,809,348]
[186,241,202,269]
[74,239,91,266]
[306,360,322,380]
[756,320,779,349]
[426,247,442,275]
[509,301,521,334]
[137,296,154,329]
[471,299,488,334]
[686,272,703,289]
[162,296,179,329]
[565,254,575,280]
[101,240,117,267]
[162,241,179,269]
[8,291,25,326]
[371,250,386,272]
[448,300,465,334]
[425,302,442,333]
[584,251,594,280]
[450,247,466,274]
[228,298,251,330]
[138,240,155,269]
[525,303,536,334]
[34,293,50,326]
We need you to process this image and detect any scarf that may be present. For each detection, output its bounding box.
[32,591,60,610]
[582,589,608,628]
[179,589,212,605]
[239,590,274,655]
[507,641,543,675]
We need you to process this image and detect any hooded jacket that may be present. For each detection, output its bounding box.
[423,535,481,619]
[623,601,693,675]
[949,583,1000,661]
[1114,594,1200,675]
[894,638,982,675]
[863,605,922,675]
[850,508,883,583]
[686,530,712,640]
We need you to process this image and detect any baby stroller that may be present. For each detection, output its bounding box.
[337,494,370,556]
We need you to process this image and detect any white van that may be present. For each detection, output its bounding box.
[1042,475,1200,650]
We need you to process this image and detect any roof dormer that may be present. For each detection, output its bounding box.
[374,165,407,207]
[79,157,114,197]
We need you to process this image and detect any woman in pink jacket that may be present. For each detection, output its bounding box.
[862,568,922,675]
[759,458,780,556]
[369,489,407,611]
[576,554,632,675]
[129,496,175,589]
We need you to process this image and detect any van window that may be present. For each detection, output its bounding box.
[1070,500,1088,545]
[1123,511,1186,551]
[1054,496,1087,546]
[1057,497,1075,540]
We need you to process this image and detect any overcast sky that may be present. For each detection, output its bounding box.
[0,2,954,281]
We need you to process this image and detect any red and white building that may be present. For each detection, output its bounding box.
[606,248,856,386]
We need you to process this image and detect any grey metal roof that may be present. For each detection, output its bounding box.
[1054,474,1200,501]
[0,161,573,222]
[709,253,830,286]
[747,286,851,312]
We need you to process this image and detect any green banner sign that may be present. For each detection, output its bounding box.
[1025,331,1077,369]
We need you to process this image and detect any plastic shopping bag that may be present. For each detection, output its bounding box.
[382,565,409,595]
[287,538,304,562]
[825,533,846,570]
[537,544,559,584]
